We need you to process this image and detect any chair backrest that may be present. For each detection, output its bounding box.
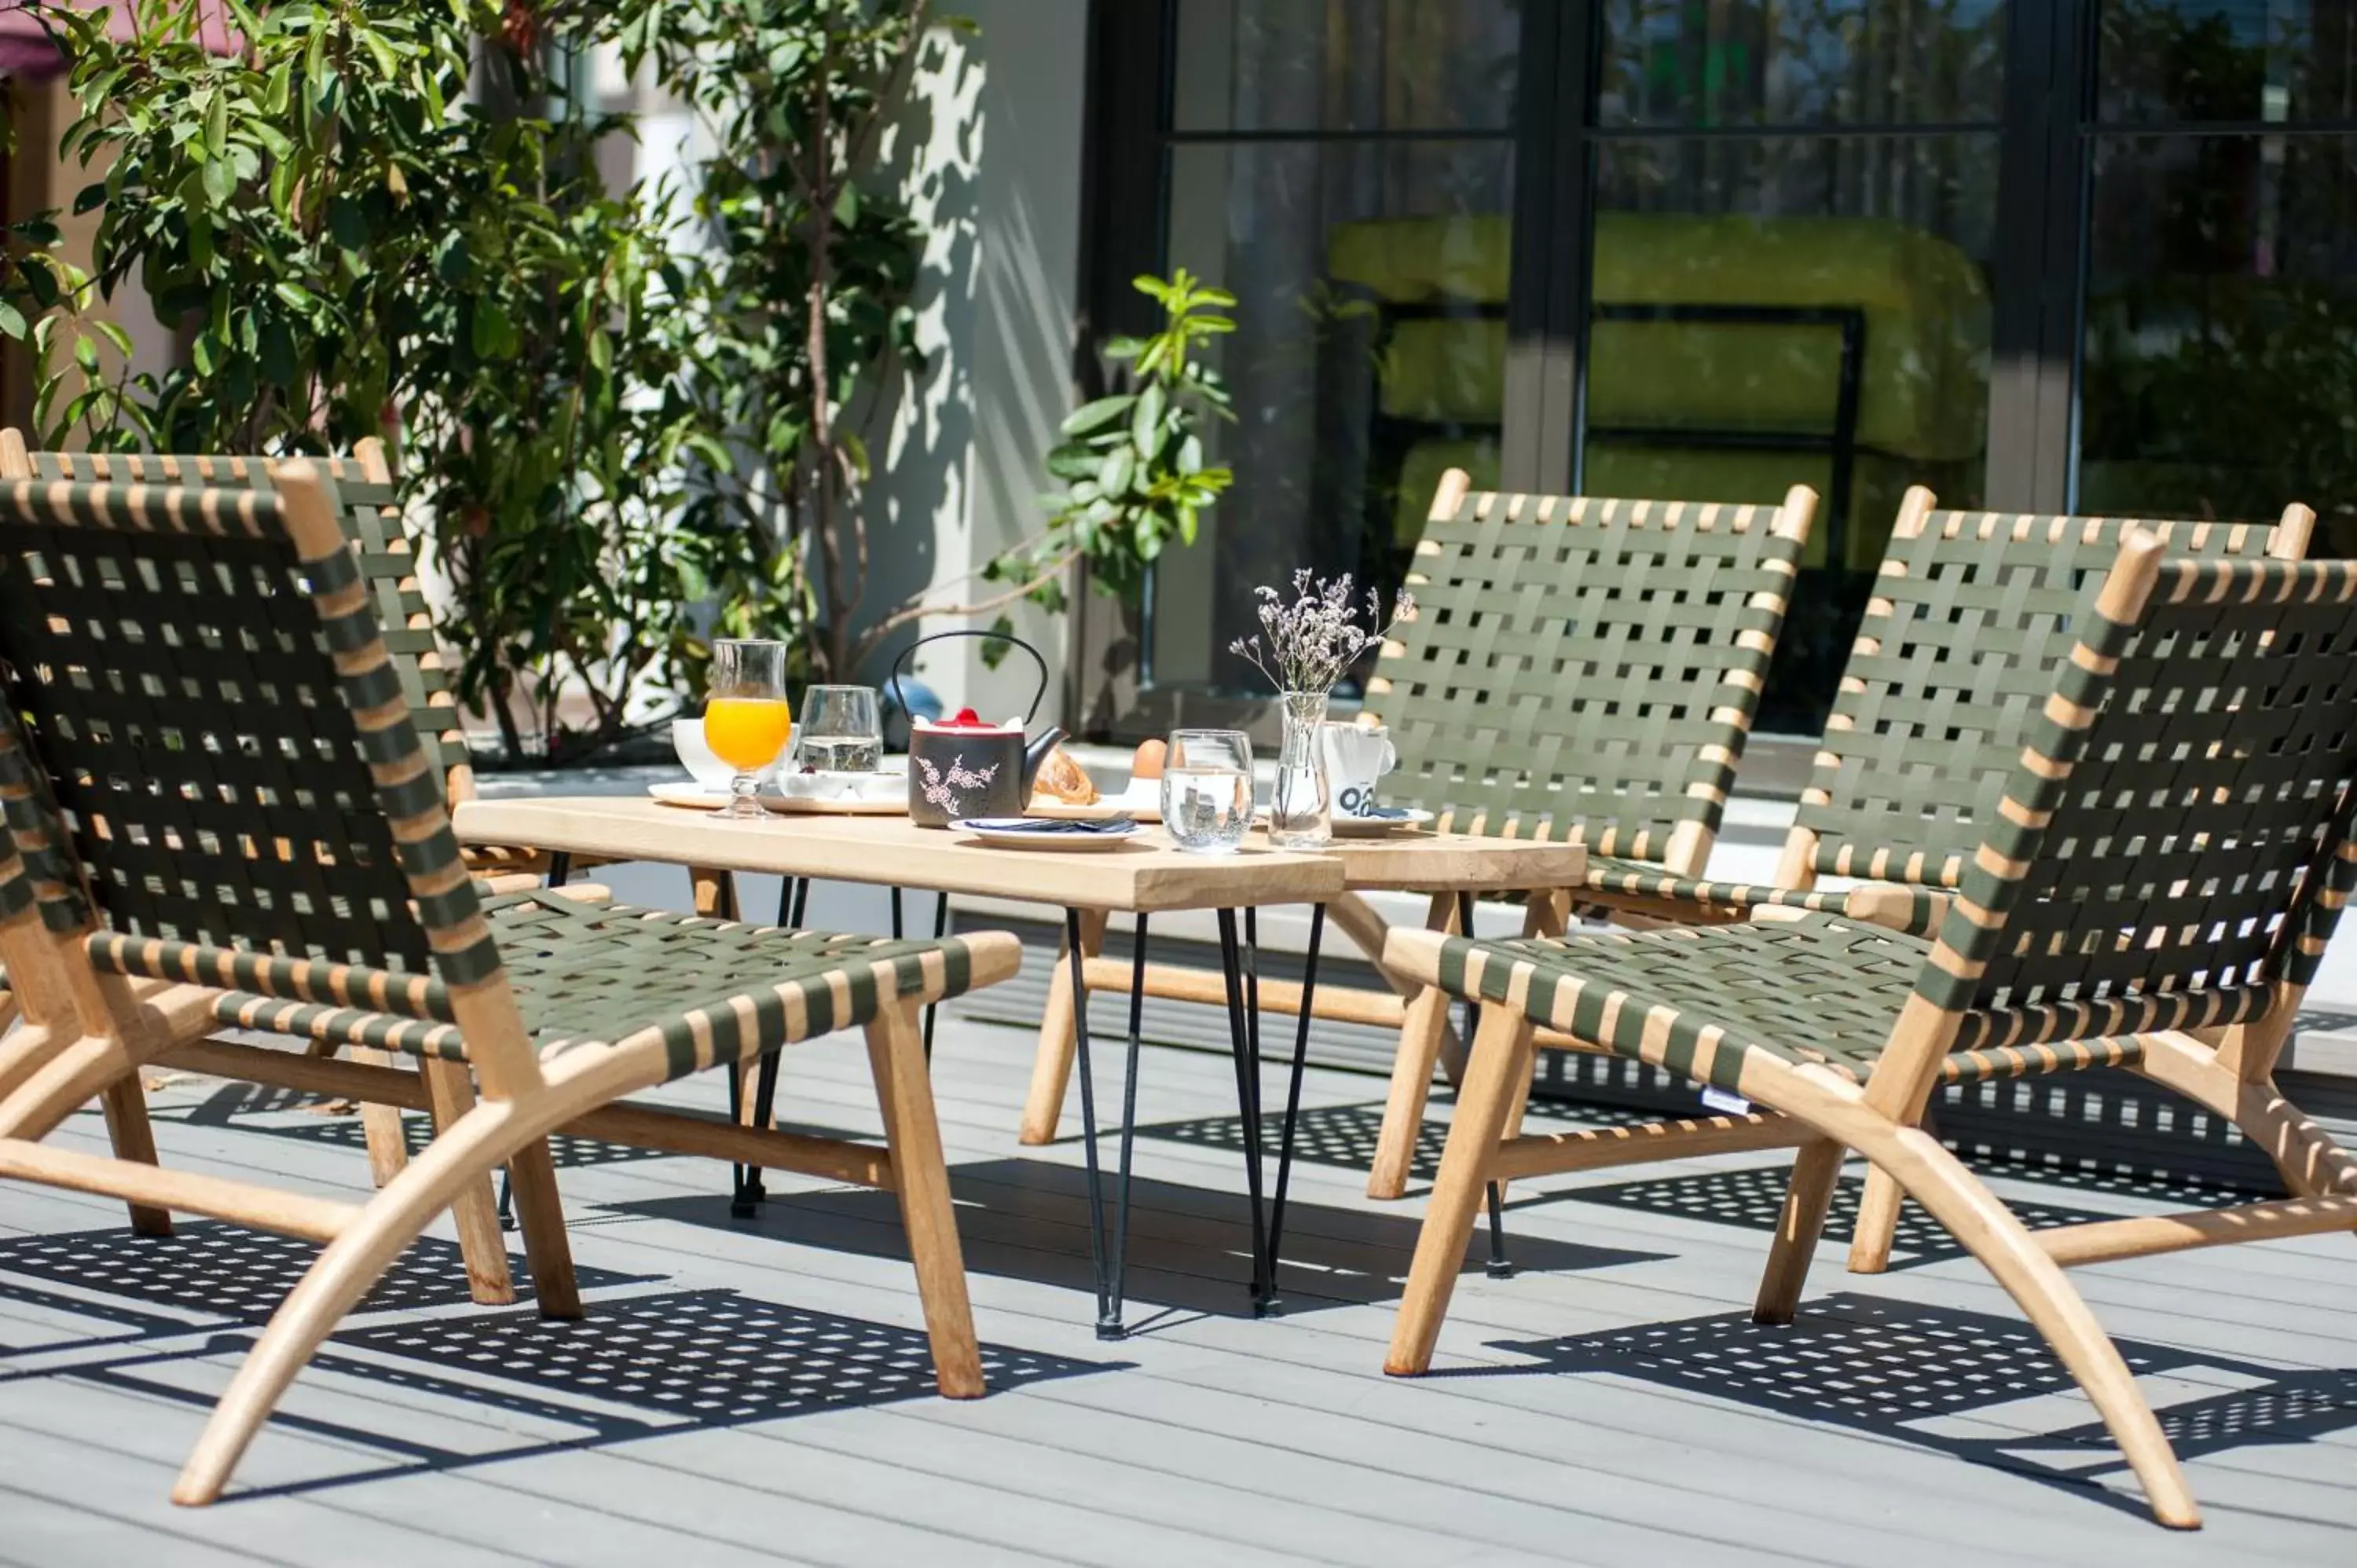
[0,433,471,796]
[1916,541,2357,1052]
[1365,470,1815,871]
[0,470,499,1005]
[1797,489,2313,888]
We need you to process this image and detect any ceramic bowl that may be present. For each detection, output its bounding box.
[672,716,753,789]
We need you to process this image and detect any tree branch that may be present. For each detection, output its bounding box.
[849,546,1079,665]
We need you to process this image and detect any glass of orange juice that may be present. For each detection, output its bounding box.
[705,639,793,818]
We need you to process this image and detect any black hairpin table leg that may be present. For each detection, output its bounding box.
[1216,908,1273,1311]
[1456,890,1512,1278]
[1261,902,1325,1316]
[923,892,949,1063]
[1068,905,1144,1340]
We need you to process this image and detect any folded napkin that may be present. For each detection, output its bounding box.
[959,815,1138,834]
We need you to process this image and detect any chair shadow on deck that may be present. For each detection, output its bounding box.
[0,1221,654,1324]
[1538,1165,2127,1269]
[1133,1097,1659,1189]
[0,1227,1109,1500]
[1462,1291,2357,1518]
[168,1080,673,1175]
[611,1152,1669,1330]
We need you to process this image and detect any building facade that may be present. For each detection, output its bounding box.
[1042,0,2355,748]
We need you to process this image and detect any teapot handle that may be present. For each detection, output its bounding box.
[888,628,1051,727]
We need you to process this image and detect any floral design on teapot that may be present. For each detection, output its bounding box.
[916,754,999,816]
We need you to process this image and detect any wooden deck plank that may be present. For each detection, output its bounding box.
[0,1013,2352,1565]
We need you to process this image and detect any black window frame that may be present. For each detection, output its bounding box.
[1066,1,2242,760]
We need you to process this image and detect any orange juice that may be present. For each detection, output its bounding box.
[704,696,792,772]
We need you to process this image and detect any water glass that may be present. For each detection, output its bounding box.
[1162,729,1255,854]
[795,684,884,775]
[706,639,792,819]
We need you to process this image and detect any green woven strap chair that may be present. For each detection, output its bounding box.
[1758,486,2315,1269]
[1348,469,1815,1195]
[0,467,1019,1506]
[1368,482,2315,1204]
[1382,535,2357,1529]
[0,430,566,1240]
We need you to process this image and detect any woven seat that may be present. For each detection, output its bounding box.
[1384,538,2357,1529]
[1436,913,2145,1093]
[1576,852,1948,933]
[0,467,1016,1506]
[203,892,978,1079]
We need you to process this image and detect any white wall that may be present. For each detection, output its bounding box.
[862,0,1089,730]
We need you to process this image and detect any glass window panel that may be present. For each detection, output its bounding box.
[1596,0,2008,128]
[2078,132,2357,545]
[2098,1,2357,124]
[1585,133,1999,731]
[1156,141,1512,695]
[1171,0,1521,134]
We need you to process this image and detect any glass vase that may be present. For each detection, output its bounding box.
[1267,690,1332,848]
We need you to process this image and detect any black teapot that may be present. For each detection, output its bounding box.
[891,631,1065,827]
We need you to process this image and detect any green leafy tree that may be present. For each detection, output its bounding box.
[981,269,1236,619]
[30,0,747,763]
[623,0,940,680]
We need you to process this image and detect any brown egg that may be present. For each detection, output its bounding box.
[1132,737,1168,780]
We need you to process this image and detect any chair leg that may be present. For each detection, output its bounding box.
[1368,892,1468,1200]
[1368,982,1456,1200]
[1021,908,1104,1146]
[98,1079,174,1237]
[1752,1138,1845,1323]
[1810,1093,2200,1528]
[503,1136,581,1319]
[1386,1007,1534,1376]
[346,1046,412,1189]
[865,1001,984,1398]
[1847,1164,1907,1274]
[418,1058,515,1307]
[171,1094,549,1506]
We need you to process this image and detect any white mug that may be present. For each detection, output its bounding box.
[1321,721,1398,818]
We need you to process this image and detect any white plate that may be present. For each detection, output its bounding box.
[1329,808,1434,837]
[952,819,1144,852]
[650,781,733,809]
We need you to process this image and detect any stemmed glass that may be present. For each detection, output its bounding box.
[704,639,793,819]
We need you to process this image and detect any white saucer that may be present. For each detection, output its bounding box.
[1329,808,1434,837]
[952,819,1144,852]
[650,781,732,809]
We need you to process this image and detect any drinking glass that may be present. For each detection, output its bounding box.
[1162,729,1255,854]
[704,639,793,819]
[794,684,884,775]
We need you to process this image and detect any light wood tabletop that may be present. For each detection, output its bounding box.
[1316,831,1585,893]
[455,795,1347,913]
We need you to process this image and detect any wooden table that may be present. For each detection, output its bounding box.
[455,795,1347,1337]
[1019,830,1589,1211]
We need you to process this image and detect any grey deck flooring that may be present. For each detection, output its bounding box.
[3,1010,2355,1566]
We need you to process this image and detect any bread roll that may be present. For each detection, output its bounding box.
[1032,746,1098,804]
[1131,738,1168,781]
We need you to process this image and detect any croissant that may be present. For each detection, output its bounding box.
[1031,746,1098,805]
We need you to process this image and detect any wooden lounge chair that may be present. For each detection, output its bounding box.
[1346,471,1816,1196]
[0,432,563,1290]
[1018,470,1822,1164]
[1381,533,2357,1528]
[1685,487,2314,1266]
[0,466,1018,1504]
[1366,481,2314,1203]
